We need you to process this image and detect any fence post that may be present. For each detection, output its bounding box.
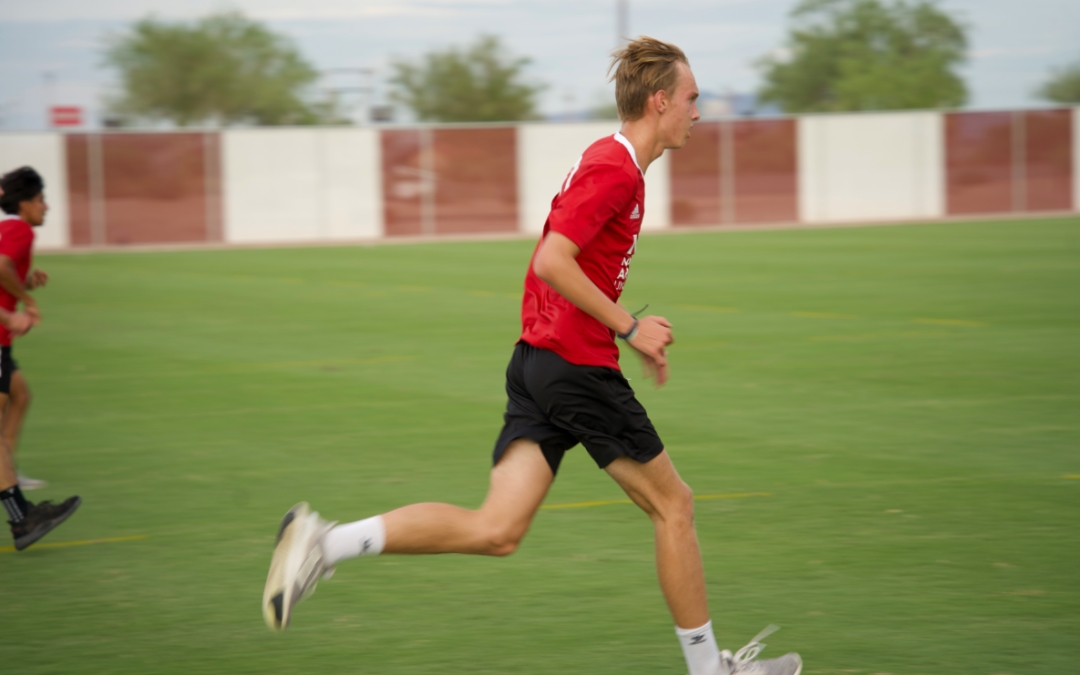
[419,127,437,236]
[1012,110,1026,213]
[87,132,106,246]
[720,118,736,224]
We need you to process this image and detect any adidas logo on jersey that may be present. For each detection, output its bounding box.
[630,204,640,220]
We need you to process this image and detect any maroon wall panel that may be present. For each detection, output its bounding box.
[380,129,424,237]
[1025,110,1072,211]
[433,127,517,234]
[100,133,213,244]
[64,134,92,246]
[946,112,1013,215]
[671,121,720,226]
[732,119,798,223]
[65,133,219,246]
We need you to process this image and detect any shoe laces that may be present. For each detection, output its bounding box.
[296,516,337,600]
[729,624,781,670]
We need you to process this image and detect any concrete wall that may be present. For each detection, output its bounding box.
[642,150,671,232]
[0,133,69,249]
[2,108,1073,252]
[222,128,382,244]
[799,112,944,223]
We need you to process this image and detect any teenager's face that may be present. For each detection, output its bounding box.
[20,193,47,227]
[661,62,700,150]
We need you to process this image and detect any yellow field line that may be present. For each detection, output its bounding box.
[223,356,415,370]
[675,304,985,327]
[791,311,857,319]
[676,304,741,313]
[0,534,148,554]
[542,492,770,510]
[1064,475,1080,480]
[913,318,986,327]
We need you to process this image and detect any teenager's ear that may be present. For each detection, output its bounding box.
[652,88,669,114]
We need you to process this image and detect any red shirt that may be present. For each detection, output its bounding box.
[520,133,645,370]
[0,216,34,346]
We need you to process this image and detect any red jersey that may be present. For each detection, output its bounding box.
[520,133,645,370]
[0,215,34,346]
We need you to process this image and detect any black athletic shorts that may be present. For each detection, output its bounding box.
[0,346,18,395]
[492,341,665,475]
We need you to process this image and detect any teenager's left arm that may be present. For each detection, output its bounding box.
[533,232,673,385]
[25,269,48,290]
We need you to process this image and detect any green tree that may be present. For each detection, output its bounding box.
[757,0,968,113]
[1037,56,1080,104]
[390,35,544,122]
[104,12,341,126]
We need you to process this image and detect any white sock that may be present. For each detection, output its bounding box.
[676,620,721,675]
[321,515,386,567]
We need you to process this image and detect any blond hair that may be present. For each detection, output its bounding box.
[609,36,689,121]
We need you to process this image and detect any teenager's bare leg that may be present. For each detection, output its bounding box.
[0,392,14,490]
[1,371,30,461]
[605,450,709,629]
[381,438,554,556]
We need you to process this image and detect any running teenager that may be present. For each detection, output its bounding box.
[263,37,801,675]
[0,166,81,551]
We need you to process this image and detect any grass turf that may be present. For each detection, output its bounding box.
[1,216,1077,674]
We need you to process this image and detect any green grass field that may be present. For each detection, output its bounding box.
[2,216,1077,674]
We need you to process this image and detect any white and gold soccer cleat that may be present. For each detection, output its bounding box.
[262,502,336,631]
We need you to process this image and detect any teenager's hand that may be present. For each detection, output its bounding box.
[7,311,33,337]
[627,315,674,387]
[26,269,48,290]
[24,299,40,324]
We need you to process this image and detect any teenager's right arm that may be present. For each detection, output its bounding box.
[0,309,32,337]
[533,232,673,385]
[0,256,37,322]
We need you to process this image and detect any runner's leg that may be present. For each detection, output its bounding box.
[2,371,31,462]
[605,450,721,675]
[0,391,32,542]
[605,450,707,626]
[381,438,553,555]
[0,392,14,490]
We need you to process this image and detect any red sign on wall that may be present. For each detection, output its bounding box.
[49,106,83,127]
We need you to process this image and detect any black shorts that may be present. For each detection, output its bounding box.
[0,346,18,395]
[492,341,665,475]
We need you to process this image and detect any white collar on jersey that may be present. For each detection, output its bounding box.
[612,132,643,175]
[0,214,22,222]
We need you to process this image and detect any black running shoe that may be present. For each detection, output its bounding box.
[9,496,82,551]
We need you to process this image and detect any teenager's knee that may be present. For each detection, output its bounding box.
[11,386,30,410]
[653,480,695,527]
[478,520,528,557]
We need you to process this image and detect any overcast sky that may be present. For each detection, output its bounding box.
[0,0,1077,129]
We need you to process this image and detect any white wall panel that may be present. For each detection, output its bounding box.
[517,122,671,233]
[0,133,69,249]
[223,128,382,244]
[641,150,671,231]
[799,112,944,223]
[517,122,619,235]
[323,128,382,240]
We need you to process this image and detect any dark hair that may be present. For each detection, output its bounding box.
[0,166,45,215]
